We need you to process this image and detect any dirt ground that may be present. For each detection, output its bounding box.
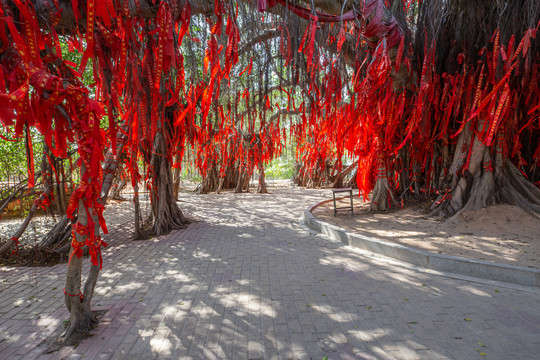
[312,197,540,269]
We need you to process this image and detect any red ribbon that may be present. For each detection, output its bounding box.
[10,237,19,255]
[63,288,84,302]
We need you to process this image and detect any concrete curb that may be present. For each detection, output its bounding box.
[303,202,540,288]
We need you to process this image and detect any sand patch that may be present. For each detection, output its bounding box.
[313,198,540,269]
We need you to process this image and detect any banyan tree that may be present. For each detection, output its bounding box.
[0,0,538,342]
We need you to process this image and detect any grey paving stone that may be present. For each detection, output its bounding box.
[0,188,539,359]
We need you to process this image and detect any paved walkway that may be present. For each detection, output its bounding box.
[0,188,539,359]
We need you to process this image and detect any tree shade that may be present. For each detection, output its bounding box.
[0,0,539,342]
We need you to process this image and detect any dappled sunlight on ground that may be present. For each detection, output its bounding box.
[0,188,538,359]
[314,199,540,269]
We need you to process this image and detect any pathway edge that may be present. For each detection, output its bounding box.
[303,202,540,288]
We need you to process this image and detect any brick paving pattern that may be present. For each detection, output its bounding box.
[0,188,539,359]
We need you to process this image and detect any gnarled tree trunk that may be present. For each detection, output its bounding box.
[148,132,189,237]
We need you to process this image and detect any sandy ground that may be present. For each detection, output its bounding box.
[312,196,540,269]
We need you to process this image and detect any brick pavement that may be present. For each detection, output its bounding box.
[0,188,539,359]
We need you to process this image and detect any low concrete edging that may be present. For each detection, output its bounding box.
[304,204,540,287]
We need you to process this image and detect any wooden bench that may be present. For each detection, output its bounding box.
[332,187,353,216]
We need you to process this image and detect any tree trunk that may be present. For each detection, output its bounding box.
[331,160,358,188]
[57,159,68,214]
[370,159,394,211]
[235,165,245,193]
[39,215,71,251]
[242,166,251,192]
[197,159,220,194]
[431,120,540,218]
[148,132,189,237]
[61,165,103,345]
[172,154,182,200]
[38,126,128,252]
[111,177,128,201]
[370,133,396,211]
[101,125,129,204]
[346,169,358,188]
[133,183,145,239]
[257,167,268,193]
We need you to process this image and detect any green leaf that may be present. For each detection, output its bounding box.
[480,352,486,356]
[478,342,486,347]
[464,318,472,321]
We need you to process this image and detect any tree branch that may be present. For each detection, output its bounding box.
[268,109,301,123]
[238,28,280,57]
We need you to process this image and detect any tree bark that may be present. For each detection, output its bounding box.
[61,165,102,344]
[257,167,268,193]
[331,160,358,188]
[101,125,129,204]
[148,132,189,237]
[172,154,182,200]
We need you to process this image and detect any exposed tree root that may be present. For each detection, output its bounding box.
[500,162,540,217]
[61,298,98,345]
[431,159,540,220]
[454,150,496,216]
[428,120,540,219]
